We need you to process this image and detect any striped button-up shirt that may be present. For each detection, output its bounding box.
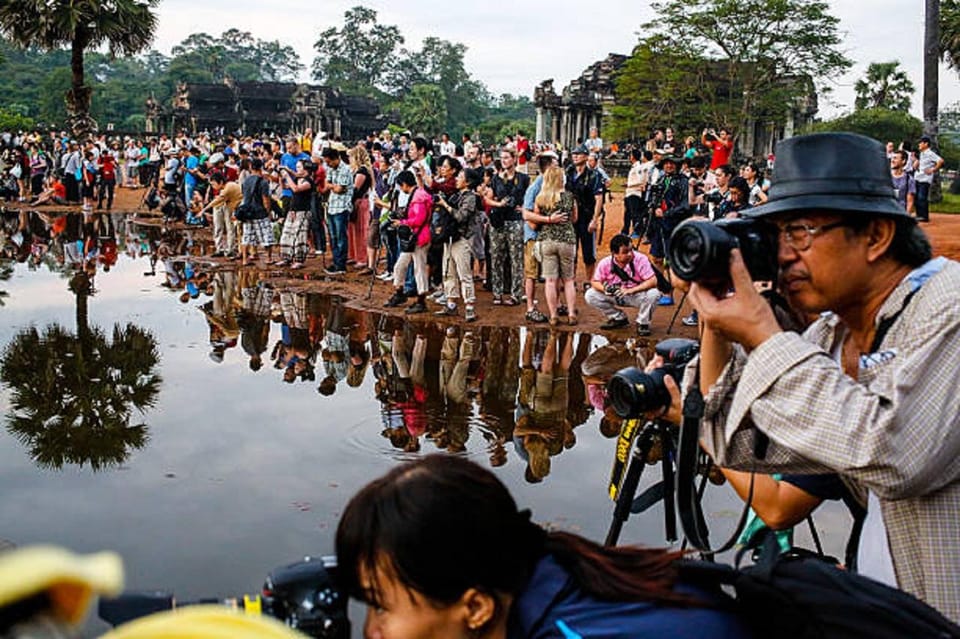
[693,257,960,622]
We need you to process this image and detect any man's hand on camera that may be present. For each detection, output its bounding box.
[688,249,781,351]
[642,354,683,424]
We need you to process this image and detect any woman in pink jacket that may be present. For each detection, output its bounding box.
[384,169,433,314]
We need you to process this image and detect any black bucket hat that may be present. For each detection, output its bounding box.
[749,132,910,220]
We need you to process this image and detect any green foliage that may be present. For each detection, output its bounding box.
[397,84,447,138]
[0,106,35,131]
[312,6,404,95]
[621,0,851,136]
[0,0,160,132]
[808,108,923,146]
[854,62,914,111]
[607,35,730,141]
[168,29,303,86]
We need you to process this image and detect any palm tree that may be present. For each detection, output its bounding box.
[0,271,162,470]
[0,0,160,139]
[854,62,915,112]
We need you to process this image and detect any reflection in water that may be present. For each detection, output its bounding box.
[0,269,162,470]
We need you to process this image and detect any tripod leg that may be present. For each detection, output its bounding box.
[605,426,655,546]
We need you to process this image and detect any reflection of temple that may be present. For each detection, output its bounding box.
[534,54,627,147]
[534,53,818,160]
[149,80,388,139]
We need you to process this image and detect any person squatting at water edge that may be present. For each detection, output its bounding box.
[657,132,960,623]
[336,455,750,639]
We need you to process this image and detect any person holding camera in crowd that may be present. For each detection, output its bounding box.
[384,169,432,314]
[702,127,734,170]
[647,153,689,283]
[586,234,661,336]
[666,132,960,622]
[336,455,750,639]
[566,144,604,283]
[434,167,484,322]
[273,159,314,270]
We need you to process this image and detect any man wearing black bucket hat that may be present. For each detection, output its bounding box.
[677,132,960,622]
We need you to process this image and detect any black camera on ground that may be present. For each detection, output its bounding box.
[668,218,778,293]
[99,555,349,638]
[606,338,700,418]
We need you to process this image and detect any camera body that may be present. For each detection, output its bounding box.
[668,217,778,293]
[606,338,700,418]
[703,190,725,206]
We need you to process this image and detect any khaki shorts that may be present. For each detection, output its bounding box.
[540,239,576,280]
[524,240,540,279]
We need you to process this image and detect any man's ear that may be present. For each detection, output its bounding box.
[865,218,897,263]
[458,588,499,633]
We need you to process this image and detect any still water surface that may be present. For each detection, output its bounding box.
[0,219,848,635]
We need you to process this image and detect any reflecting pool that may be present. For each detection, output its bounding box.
[0,214,850,635]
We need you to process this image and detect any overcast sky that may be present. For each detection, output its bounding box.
[151,0,960,121]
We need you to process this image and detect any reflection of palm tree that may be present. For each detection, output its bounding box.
[0,271,162,470]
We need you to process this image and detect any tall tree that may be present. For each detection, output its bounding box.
[0,0,159,139]
[941,0,960,69]
[311,6,404,95]
[925,0,941,142]
[854,62,915,112]
[637,0,851,135]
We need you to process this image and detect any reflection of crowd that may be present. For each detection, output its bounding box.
[152,272,610,480]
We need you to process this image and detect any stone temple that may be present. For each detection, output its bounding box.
[534,53,818,159]
[146,80,388,139]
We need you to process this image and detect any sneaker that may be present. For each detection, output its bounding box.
[384,291,407,308]
[465,306,477,322]
[600,317,630,330]
[636,324,652,337]
[681,312,699,327]
[314,249,325,256]
[211,250,225,258]
[525,308,548,323]
[430,289,445,300]
[434,304,458,316]
[323,266,345,276]
[657,295,674,306]
[405,301,427,314]
[377,271,393,281]
[432,294,448,305]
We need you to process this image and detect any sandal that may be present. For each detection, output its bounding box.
[548,317,560,327]
[525,309,548,323]
[567,311,579,326]
[290,262,304,270]
[492,295,503,305]
[502,296,519,307]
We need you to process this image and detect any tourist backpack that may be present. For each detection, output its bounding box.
[677,532,960,639]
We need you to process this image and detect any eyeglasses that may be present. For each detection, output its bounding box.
[779,220,847,251]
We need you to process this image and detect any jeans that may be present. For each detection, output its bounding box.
[327,211,348,270]
[916,181,931,220]
[310,194,326,252]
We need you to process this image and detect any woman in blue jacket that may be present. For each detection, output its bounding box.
[336,455,750,639]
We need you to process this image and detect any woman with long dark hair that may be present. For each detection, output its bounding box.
[336,455,750,639]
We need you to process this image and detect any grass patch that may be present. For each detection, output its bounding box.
[933,191,960,214]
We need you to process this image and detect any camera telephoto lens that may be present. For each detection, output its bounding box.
[668,220,735,283]
[607,367,674,419]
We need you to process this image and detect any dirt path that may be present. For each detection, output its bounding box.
[77,187,960,337]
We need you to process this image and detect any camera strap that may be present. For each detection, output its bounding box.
[676,362,755,556]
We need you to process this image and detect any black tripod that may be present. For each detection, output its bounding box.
[605,419,678,546]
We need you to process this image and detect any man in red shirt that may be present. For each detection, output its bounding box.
[97,152,117,210]
[702,127,734,170]
[516,130,530,175]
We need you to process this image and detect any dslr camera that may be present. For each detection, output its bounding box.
[668,218,778,293]
[606,338,700,418]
